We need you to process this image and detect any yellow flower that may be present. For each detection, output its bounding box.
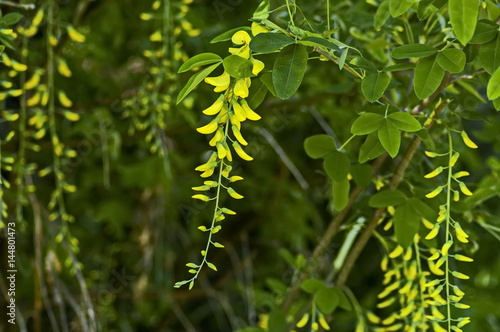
[424,166,443,178]
[233,141,253,161]
[58,90,73,108]
[231,125,248,145]
[196,120,219,134]
[296,313,309,328]
[228,187,244,199]
[216,142,227,159]
[455,223,469,243]
[203,96,225,115]
[251,22,269,36]
[209,128,224,146]
[192,194,210,201]
[67,26,85,43]
[234,79,249,98]
[454,254,473,262]
[229,31,251,59]
[58,59,72,77]
[205,72,230,92]
[425,224,440,240]
[232,100,247,121]
[459,182,473,196]
[240,99,261,120]
[251,58,265,75]
[231,30,251,45]
[426,185,444,198]
[388,245,404,258]
[461,130,478,149]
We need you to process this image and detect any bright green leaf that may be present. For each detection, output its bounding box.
[176,63,220,104]
[272,44,309,99]
[323,151,350,183]
[449,0,479,45]
[391,44,437,59]
[378,119,401,158]
[268,311,287,332]
[350,164,373,187]
[387,112,422,132]
[260,72,277,97]
[1,13,23,25]
[369,189,407,208]
[304,135,337,159]
[247,78,268,109]
[361,72,391,102]
[413,56,445,99]
[178,53,222,73]
[351,113,385,135]
[253,0,270,20]
[436,49,466,73]
[389,0,415,18]
[487,66,500,101]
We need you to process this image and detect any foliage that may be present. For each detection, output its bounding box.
[0,0,500,331]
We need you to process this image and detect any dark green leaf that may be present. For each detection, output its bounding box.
[178,53,222,73]
[359,133,385,163]
[487,66,500,101]
[361,72,391,102]
[323,151,350,183]
[479,35,500,75]
[413,56,445,99]
[350,164,373,187]
[304,135,336,159]
[268,310,287,332]
[391,44,437,59]
[389,0,414,17]
[332,179,350,211]
[387,112,422,132]
[470,20,498,44]
[314,287,340,314]
[369,189,407,208]
[176,63,220,104]
[299,36,340,51]
[301,278,327,294]
[210,27,251,43]
[394,201,420,248]
[377,119,401,158]
[351,113,385,135]
[247,78,268,109]
[223,55,254,79]
[436,49,466,73]
[249,33,295,54]
[449,0,479,45]
[272,44,309,99]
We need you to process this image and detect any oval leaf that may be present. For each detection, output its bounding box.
[361,72,391,102]
[369,189,407,208]
[314,287,340,314]
[323,151,350,183]
[377,119,401,158]
[178,53,222,73]
[273,44,309,99]
[413,56,445,99]
[359,133,385,163]
[470,20,498,44]
[487,66,500,101]
[449,0,479,45]
[391,44,437,59]
[176,63,221,104]
[436,49,466,73]
[301,278,327,294]
[332,179,350,211]
[387,112,422,132]
[351,113,385,135]
[389,0,414,18]
[479,35,500,75]
[304,135,337,159]
[249,33,295,54]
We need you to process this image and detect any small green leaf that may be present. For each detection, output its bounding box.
[332,179,350,211]
[479,35,500,74]
[413,56,445,99]
[210,27,251,43]
[374,0,391,30]
[272,44,309,99]
[391,44,437,59]
[189,281,194,290]
[339,48,348,70]
[389,0,415,18]
[178,53,222,73]
[176,63,221,104]
[369,189,407,208]
[207,262,217,271]
[299,36,340,51]
[436,49,466,73]
[351,113,385,135]
[361,72,391,102]
[304,135,337,159]
[301,278,327,294]
[359,133,385,163]
[223,55,254,79]
[378,119,401,158]
[449,0,479,45]
[323,151,350,183]
[394,201,420,248]
[470,20,498,44]
[249,33,295,54]
[314,287,340,314]
[387,112,422,132]
[1,13,23,25]
[487,66,500,101]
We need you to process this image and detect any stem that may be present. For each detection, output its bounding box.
[286,0,295,26]
[326,0,330,31]
[0,0,35,9]
[338,134,355,151]
[445,131,453,331]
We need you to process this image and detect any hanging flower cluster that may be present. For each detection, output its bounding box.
[175,25,267,289]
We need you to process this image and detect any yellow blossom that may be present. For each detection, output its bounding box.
[232,125,248,145]
[233,141,253,161]
[67,26,86,42]
[203,96,224,115]
[227,187,244,199]
[240,99,261,120]
[251,22,269,36]
[232,100,247,121]
[234,79,249,98]
[251,58,265,75]
[205,72,230,92]
[196,120,219,134]
[461,131,478,149]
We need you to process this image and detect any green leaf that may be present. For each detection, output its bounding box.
[176,63,220,104]
[210,27,251,43]
[391,44,437,59]
[268,311,287,332]
[253,0,270,20]
[374,0,391,30]
[0,45,5,56]
[223,55,254,79]
[350,165,373,187]
[301,278,327,294]
[339,48,348,70]
[494,97,500,111]
[359,133,385,163]
[417,0,438,20]
[470,20,498,44]
[487,66,500,101]
[323,151,350,183]
[389,0,415,17]
[350,57,378,72]
[178,53,222,73]
[351,113,385,135]
[384,63,415,72]
[332,179,350,211]
[369,189,407,208]
[394,201,420,248]
[361,72,391,102]
[314,287,340,314]
[260,72,277,97]
[304,135,336,159]
[247,78,268,109]
[377,119,401,158]
[249,33,295,54]
[449,0,479,45]
[272,44,309,99]
[0,13,23,25]
[299,36,340,51]
[413,56,445,99]
[207,262,217,271]
[479,35,500,75]
[387,112,422,132]
[436,49,466,73]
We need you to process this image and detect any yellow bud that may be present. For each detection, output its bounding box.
[452,285,465,296]
[233,141,253,161]
[431,306,445,320]
[209,128,224,147]
[426,185,444,198]
[192,194,210,201]
[441,240,453,256]
[454,254,473,262]
[202,98,224,115]
[251,22,270,36]
[428,251,440,261]
[140,13,153,21]
[49,35,58,46]
[318,314,330,330]
[457,318,471,328]
[67,26,85,42]
[459,182,473,196]
[424,166,443,178]
[296,313,309,328]
[57,59,72,77]
[452,271,469,280]
[377,297,395,308]
[32,10,44,26]
[216,142,227,159]
[461,131,478,149]
[58,90,73,108]
[231,125,248,145]
[63,111,80,122]
[24,71,41,90]
[425,224,440,240]
[453,171,469,179]
[196,121,218,134]
[455,224,469,243]
[12,61,27,72]
[229,175,243,182]
[227,187,244,199]
[251,57,265,75]
[366,311,380,324]
[449,152,459,167]
[454,303,470,309]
